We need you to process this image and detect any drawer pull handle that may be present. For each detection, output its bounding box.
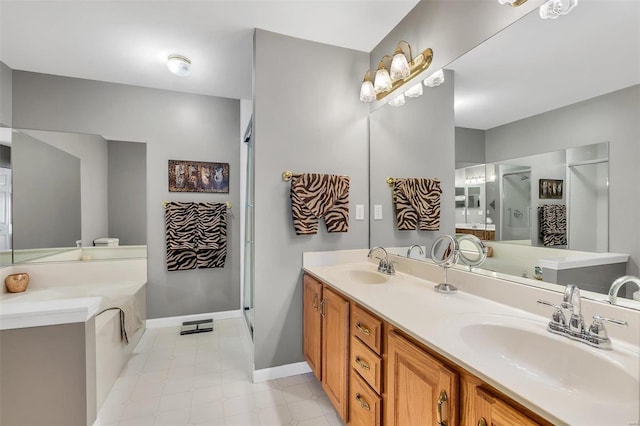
[437,389,448,426]
[313,294,318,311]
[320,299,325,318]
[355,322,371,336]
[477,417,488,426]
[355,393,370,411]
[355,357,371,370]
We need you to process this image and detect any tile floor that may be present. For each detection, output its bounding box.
[96,317,345,426]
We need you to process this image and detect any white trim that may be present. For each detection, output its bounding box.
[145,309,242,328]
[252,361,312,383]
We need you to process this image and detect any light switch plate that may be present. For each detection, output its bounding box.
[374,204,383,220]
[355,204,364,220]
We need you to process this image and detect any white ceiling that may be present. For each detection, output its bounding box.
[448,0,640,130]
[0,0,420,100]
[1,1,638,130]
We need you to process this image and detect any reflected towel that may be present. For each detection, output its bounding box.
[539,204,566,247]
[393,178,442,231]
[290,173,350,235]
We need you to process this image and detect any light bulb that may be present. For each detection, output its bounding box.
[360,80,376,102]
[374,67,392,94]
[390,48,410,81]
[388,93,405,107]
[404,82,423,98]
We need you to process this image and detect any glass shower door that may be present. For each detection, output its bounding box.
[501,171,531,242]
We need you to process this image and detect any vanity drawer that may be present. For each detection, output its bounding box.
[349,368,382,426]
[351,304,383,355]
[351,335,383,394]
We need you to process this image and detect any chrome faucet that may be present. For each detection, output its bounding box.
[367,246,396,275]
[538,284,628,350]
[407,244,424,258]
[76,240,82,248]
[608,275,640,305]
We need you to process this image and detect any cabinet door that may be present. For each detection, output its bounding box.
[303,275,322,381]
[474,386,542,426]
[322,286,350,421]
[386,331,459,426]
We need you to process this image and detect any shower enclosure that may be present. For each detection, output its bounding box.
[501,169,531,242]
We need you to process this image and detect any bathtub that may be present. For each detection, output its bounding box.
[0,279,147,412]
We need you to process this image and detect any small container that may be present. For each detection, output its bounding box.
[5,273,30,293]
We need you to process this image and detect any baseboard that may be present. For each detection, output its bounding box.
[146,309,242,328]
[252,361,312,383]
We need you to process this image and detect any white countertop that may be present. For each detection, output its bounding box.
[303,252,639,426]
[539,252,629,270]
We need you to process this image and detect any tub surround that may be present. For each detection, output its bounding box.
[0,259,147,426]
[303,249,640,426]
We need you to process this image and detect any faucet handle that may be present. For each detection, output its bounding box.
[537,299,567,328]
[386,261,398,274]
[587,315,628,348]
[591,314,628,328]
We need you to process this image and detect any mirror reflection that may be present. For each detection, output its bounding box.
[3,128,147,264]
[369,1,640,308]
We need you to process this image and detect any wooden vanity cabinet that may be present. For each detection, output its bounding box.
[303,274,350,421]
[385,330,459,426]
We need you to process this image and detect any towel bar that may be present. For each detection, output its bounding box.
[163,201,232,209]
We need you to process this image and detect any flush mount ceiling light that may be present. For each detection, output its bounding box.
[167,54,192,77]
[539,0,578,19]
[360,41,434,103]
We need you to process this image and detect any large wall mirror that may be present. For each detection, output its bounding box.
[0,127,147,265]
[369,1,640,309]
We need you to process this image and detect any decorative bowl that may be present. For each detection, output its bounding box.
[5,273,30,293]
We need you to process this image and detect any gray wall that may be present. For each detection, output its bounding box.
[0,61,12,126]
[253,30,370,370]
[11,71,240,319]
[485,85,640,276]
[12,131,81,249]
[108,140,147,246]
[455,127,485,168]
[370,70,455,249]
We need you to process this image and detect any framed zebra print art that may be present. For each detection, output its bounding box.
[539,178,563,199]
[168,160,229,193]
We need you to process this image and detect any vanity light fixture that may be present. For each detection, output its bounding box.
[404,82,423,98]
[424,69,445,87]
[167,54,192,77]
[361,42,434,103]
[539,0,578,19]
[497,0,528,6]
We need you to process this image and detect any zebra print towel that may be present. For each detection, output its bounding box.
[290,173,350,235]
[392,178,442,231]
[165,201,227,271]
[538,204,567,247]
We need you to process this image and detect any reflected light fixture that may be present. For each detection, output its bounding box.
[539,0,578,19]
[424,69,445,87]
[374,55,393,94]
[404,82,423,98]
[390,41,412,81]
[388,93,406,107]
[497,0,528,6]
[167,54,192,77]
[359,70,376,102]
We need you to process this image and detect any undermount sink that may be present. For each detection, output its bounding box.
[325,263,391,284]
[460,322,639,403]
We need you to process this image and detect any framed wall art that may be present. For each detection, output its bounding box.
[539,178,563,199]
[168,160,229,193]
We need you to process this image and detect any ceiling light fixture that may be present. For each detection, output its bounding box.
[424,69,445,87]
[360,42,434,103]
[167,54,192,77]
[539,0,578,19]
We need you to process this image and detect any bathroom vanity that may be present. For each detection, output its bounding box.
[302,249,640,426]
